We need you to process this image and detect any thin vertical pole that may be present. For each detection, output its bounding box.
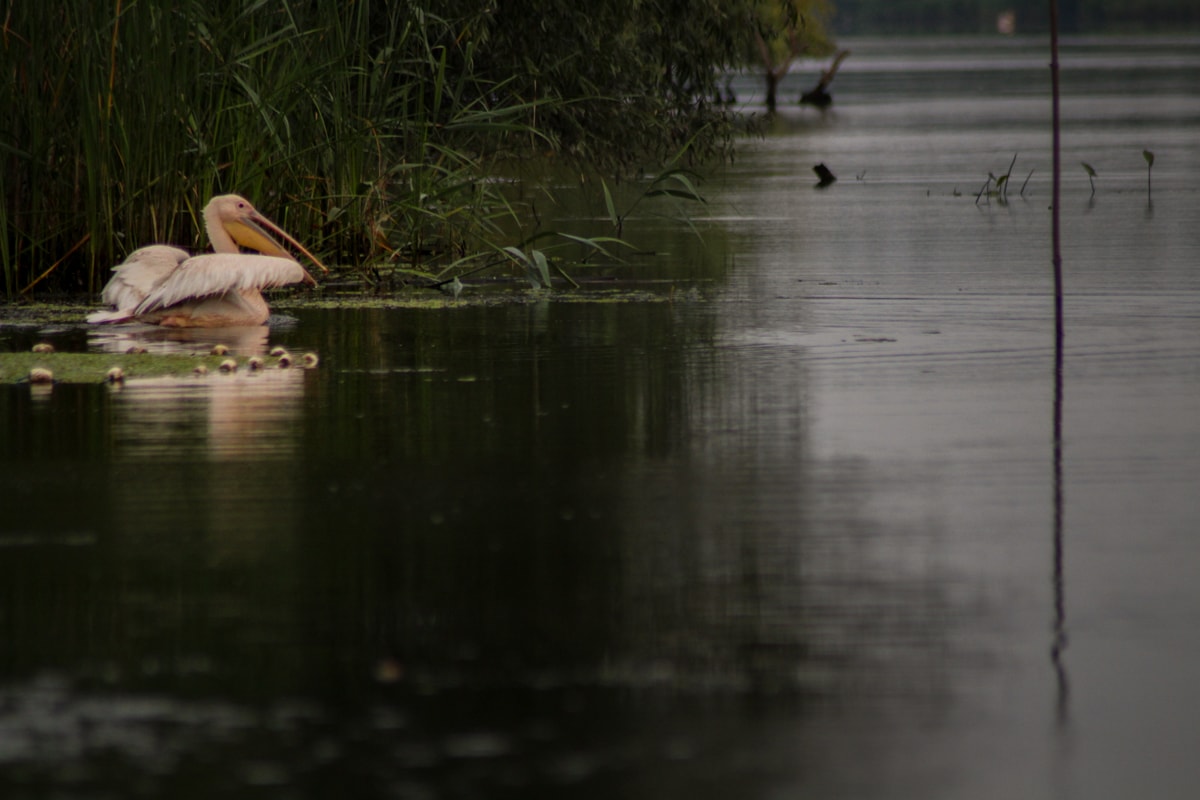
[1049,0,1069,725]
[1050,3,1063,308]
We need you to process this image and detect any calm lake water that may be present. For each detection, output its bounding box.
[3,36,1200,799]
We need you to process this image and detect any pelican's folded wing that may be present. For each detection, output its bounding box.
[134,254,315,315]
[100,245,191,311]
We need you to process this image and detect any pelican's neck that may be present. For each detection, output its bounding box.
[204,202,238,254]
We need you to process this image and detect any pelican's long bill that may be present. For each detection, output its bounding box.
[225,203,329,284]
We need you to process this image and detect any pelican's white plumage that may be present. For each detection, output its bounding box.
[88,195,326,328]
[132,253,313,318]
[86,245,190,324]
[101,245,190,309]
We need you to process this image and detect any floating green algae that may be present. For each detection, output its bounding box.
[0,351,294,384]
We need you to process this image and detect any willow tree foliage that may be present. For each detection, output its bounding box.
[1,1,765,295]
[744,0,837,111]
[435,0,750,170]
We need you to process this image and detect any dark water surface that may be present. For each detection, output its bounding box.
[3,37,1200,798]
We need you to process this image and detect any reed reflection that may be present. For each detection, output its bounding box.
[1051,326,1069,726]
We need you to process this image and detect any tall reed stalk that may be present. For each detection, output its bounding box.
[0,1,561,297]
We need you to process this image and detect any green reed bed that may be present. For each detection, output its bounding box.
[2,1,751,300]
[2,3,503,296]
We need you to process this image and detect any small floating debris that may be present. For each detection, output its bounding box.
[211,344,230,356]
[125,346,148,355]
[31,342,54,354]
[277,353,293,368]
[247,356,265,372]
[106,367,125,383]
[29,367,54,384]
[373,658,404,684]
[813,163,837,188]
[302,353,319,369]
[269,346,288,357]
[193,364,209,376]
[218,359,238,373]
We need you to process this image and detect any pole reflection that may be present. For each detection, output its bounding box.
[1051,317,1069,726]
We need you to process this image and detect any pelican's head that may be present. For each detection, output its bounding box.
[204,194,329,277]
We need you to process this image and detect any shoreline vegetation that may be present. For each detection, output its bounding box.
[4,2,1195,304]
[0,1,835,303]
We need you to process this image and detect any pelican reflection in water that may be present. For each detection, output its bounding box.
[88,195,327,328]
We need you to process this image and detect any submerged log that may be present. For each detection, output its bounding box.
[800,49,851,109]
[813,163,837,188]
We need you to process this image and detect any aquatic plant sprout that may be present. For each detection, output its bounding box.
[1143,149,1155,200]
[1081,162,1098,197]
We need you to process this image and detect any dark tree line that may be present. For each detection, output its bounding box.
[833,0,1200,34]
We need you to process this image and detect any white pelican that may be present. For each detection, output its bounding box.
[88,195,327,327]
